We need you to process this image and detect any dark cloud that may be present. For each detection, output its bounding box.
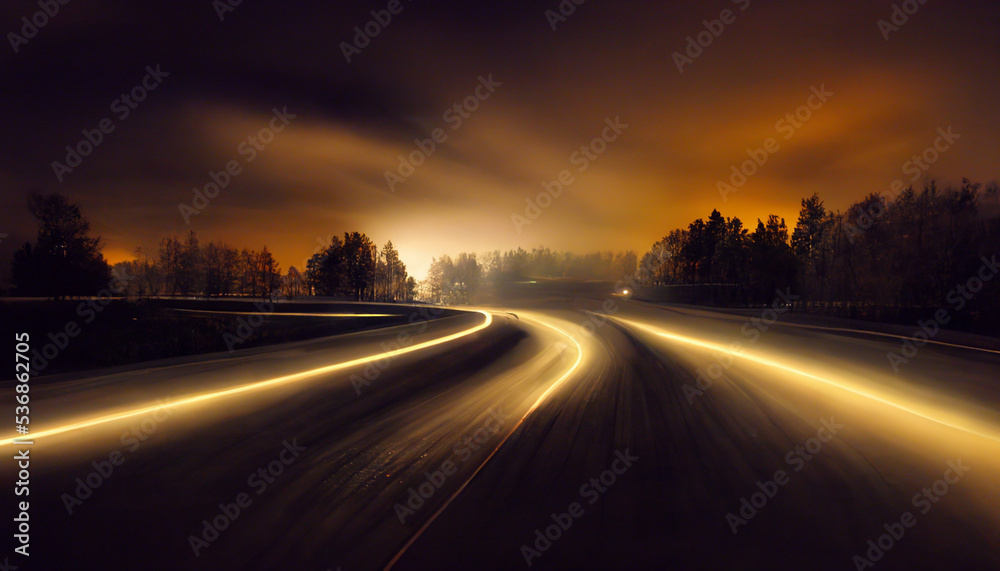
[1,0,998,279]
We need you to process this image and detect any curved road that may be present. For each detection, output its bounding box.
[2,290,999,570]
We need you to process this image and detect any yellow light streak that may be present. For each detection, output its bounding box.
[1,310,492,446]
[384,312,584,570]
[614,316,1000,445]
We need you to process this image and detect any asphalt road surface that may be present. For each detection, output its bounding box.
[2,287,1000,570]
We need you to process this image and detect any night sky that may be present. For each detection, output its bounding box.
[2,0,998,279]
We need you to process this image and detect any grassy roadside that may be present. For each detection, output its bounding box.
[0,298,435,378]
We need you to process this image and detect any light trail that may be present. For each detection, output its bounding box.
[613,316,1000,445]
[0,310,493,446]
[385,312,585,570]
[656,303,1000,355]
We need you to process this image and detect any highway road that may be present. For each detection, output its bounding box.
[2,287,1000,570]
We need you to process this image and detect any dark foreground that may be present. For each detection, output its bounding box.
[2,287,1000,570]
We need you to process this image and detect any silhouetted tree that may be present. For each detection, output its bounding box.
[747,216,797,303]
[304,235,344,296]
[11,192,111,297]
[373,241,408,302]
[258,246,281,298]
[158,236,183,295]
[405,276,418,301]
[792,193,831,304]
[341,232,376,301]
[203,241,239,296]
[176,231,202,296]
[712,216,749,285]
[282,266,305,297]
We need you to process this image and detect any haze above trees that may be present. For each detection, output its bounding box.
[8,181,1000,331]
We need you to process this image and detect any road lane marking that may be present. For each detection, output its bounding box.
[0,310,493,446]
[384,313,585,570]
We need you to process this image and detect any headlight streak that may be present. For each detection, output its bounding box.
[612,316,1000,445]
[654,303,1000,355]
[0,310,493,446]
[384,312,585,570]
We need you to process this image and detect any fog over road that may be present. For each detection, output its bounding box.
[3,286,1000,570]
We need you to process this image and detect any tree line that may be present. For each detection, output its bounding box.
[638,179,1000,322]
[11,184,999,325]
[116,231,418,301]
[114,232,284,298]
[304,232,416,302]
[8,193,417,302]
